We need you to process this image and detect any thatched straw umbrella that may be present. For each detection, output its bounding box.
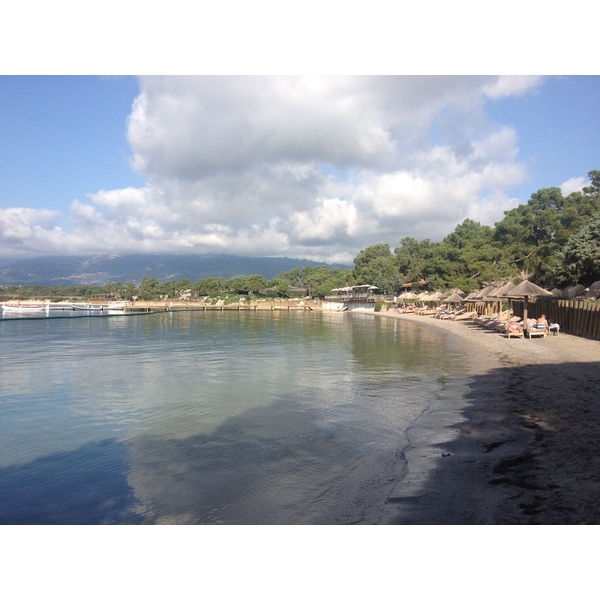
[445,292,465,304]
[489,281,516,298]
[473,285,498,299]
[506,280,553,329]
[486,281,516,315]
[462,291,480,312]
[398,291,419,307]
[471,285,499,316]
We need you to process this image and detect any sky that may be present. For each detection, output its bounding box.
[0,74,598,265]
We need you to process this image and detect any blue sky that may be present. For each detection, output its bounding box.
[0,76,144,214]
[0,75,598,263]
[485,76,599,198]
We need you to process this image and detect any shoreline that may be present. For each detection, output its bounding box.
[371,311,600,524]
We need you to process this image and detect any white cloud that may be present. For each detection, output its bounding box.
[1,76,547,261]
[483,76,543,99]
[560,176,587,196]
[0,207,63,256]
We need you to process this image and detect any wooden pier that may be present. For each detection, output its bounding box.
[123,306,153,313]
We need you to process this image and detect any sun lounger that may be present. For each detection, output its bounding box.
[527,330,546,338]
[503,316,524,338]
[415,308,437,315]
[453,311,477,321]
[475,313,499,327]
[505,329,524,338]
[440,308,466,320]
[495,316,522,333]
[526,325,546,338]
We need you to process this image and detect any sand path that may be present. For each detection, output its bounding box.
[372,311,600,524]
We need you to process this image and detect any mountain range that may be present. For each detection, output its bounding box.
[0,253,351,287]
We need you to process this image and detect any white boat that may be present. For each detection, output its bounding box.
[69,303,105,311]
[2,303,49,313]
[107,301,132,310]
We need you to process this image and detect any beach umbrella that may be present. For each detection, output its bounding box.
[399,292,418,301]
[507,280,553,329]
[509,280,553,297]
[488,281,515,299]
[463,291,480,301]
[470,285,499,316]
[421,291,442,305]
[473,285,498,300]
[445,292,464,303]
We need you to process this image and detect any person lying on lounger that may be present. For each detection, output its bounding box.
[506,321,523,334]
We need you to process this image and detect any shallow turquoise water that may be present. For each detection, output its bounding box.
[0,310,467,524]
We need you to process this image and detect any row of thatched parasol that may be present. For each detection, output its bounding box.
[446,280,553,328]
[402,280,599,328]
[399,281,555,328]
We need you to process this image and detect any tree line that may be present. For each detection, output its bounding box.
[351,169,600,294]
[3,170,599,302]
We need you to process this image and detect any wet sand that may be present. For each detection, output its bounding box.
[372,311,600,524]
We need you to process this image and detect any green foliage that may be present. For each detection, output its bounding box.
[139,276,161,300]
[353,243,404,294]
[245,274,268,294]
[555,214,600,286]
[394,237,433,284]
[125,282,139,300]
[494,176,600,285]
[583,170,600,195]
[268,278,290,297]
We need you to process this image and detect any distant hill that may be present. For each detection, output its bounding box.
[0,253,352,286]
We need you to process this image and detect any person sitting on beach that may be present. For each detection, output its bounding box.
[536,314,549,333]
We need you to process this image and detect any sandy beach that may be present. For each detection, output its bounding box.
[372,311,600,524]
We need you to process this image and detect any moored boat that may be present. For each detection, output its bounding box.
[107,300,132,310]
[69,303,105,311]
[2,303,49,313]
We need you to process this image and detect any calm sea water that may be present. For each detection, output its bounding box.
[0,309,467,524]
